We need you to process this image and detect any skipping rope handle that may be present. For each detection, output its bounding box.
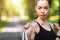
[22,31,28,40]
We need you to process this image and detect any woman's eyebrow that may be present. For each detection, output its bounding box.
[37,6,42,7]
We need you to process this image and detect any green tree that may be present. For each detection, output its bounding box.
[0,0,3,21]
[58,0,60,25]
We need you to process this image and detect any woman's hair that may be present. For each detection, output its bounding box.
[35,0,52,7]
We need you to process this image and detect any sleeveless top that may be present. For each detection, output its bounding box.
[34,21,56,40]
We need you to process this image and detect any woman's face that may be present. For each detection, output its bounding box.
[35,0,50,19]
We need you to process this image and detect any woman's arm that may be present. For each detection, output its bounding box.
[24,23,32,40]
[24,22,39,40]
[56,30,60,40]
[54,23,60,40]
[24,23,36,40]
[30,22,39,40]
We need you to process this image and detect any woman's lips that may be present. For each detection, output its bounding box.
[40,15,46,16]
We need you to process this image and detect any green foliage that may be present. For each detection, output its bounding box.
[48,19,58,23]
[22,19,32,23]
[25,0,37,20]
[0,20,8,32]
[50,0,59,16]
[0,20,8,28]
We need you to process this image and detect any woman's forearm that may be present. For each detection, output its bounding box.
[56,30,60,40]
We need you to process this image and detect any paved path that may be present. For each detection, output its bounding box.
[0,32,23,40]
[0,17,26,40]
[2,17,26,32]
[2,21,25,32]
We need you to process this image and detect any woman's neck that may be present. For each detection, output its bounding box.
[36,17,48,25]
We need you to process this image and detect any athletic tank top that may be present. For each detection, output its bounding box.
[34,21,56,40]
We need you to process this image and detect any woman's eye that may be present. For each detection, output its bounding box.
[38,7,42,9]
[44,7,48,10]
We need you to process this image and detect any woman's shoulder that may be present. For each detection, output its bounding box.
[48,22,54,30]
[48,22,60,30]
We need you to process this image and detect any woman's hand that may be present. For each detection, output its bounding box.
[54,23,60,30]
[24,22,38,40]
[54,23,60,40]
[24,23,30,29]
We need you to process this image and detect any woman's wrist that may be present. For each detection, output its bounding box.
[57,30,60,38]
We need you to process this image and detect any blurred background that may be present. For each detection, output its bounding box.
[0,0,60,40]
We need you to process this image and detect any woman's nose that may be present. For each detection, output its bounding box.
[41,8,44,12]
[41,8,45,13]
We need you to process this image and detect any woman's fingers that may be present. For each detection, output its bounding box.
[54,23,60,30]
[24,23,30,29]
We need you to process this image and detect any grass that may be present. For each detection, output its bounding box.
[0,28,3,33]
[0,20,8,32]
[0,20,8,28]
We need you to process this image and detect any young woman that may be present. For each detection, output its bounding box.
[24,0,60,40]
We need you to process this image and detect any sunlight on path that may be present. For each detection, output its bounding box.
[2,27,23,32]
